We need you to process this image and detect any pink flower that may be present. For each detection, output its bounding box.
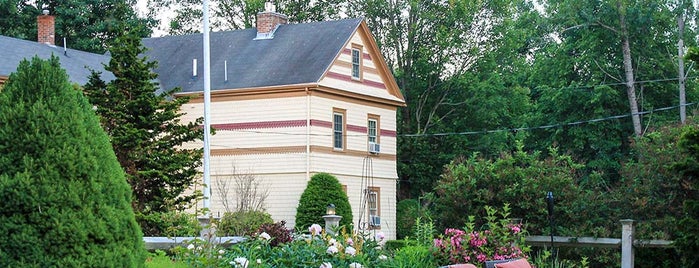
[477,253,487,262]
[309,224,323,236]
[347,238,354,246]
[375,232,385,241]
[434,239,443,248]
[511,225,521,234]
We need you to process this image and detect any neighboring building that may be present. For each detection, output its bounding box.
[0,12,113,86]
[0,8,405,239]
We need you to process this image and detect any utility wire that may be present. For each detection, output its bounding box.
[402,102,698,137]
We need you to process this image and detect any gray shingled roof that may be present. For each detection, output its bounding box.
[142,18,363,93]
[0,35,113,85]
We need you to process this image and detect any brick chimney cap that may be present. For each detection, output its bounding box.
[42,9,49,15]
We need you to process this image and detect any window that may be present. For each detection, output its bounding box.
[368,119,377,144]
[367,114,380,144]
[333,108,346,150]
[351,46,362,80]
[367,187,380,228]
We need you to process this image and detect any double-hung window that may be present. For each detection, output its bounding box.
[367,187,380,228]
[333,109,345,150]
[351,46,362,80]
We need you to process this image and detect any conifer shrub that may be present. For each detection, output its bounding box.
[0,56,146,267]
[295,172,353,230]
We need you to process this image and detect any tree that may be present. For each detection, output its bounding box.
[83,30,205,217]
[295,173,353,230]
[0,0,153,53]
[671,125,699,266]
[151,0,344,35]
[0,56,145,267]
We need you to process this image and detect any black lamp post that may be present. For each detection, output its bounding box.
[546,191,555,249]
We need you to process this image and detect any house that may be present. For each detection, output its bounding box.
[0,12,113,86]
[0,8,405,239]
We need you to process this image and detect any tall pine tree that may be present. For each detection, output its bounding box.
[0,56,146,267]
[84,30,204,224]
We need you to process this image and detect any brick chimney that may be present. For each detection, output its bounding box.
[37,10,55,45]
[255,2,287,39]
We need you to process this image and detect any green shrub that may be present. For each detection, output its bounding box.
[295,172,353,230]
[391,245,437,267]
[384,240,415,252]
[396,199,420,239]
[217,210,273,236]
[0,56,146,267]
[137,211,202,237]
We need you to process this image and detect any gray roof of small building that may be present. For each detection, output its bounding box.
[142,18,363,93]
[0,35,114,85]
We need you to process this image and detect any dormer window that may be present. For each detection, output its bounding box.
[351,45,362,80]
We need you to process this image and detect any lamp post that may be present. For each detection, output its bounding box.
[322,204,342,235]
[546,191,555,266]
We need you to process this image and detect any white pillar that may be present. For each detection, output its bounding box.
[621,219,634,268]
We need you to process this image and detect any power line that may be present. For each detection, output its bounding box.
[402,102,698,138]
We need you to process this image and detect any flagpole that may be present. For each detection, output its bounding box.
[202,0,212,217]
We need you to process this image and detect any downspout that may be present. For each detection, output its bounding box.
[306,87,311,181]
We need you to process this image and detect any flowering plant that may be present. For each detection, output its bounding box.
[223,224,392,267]
[433,205,530,265]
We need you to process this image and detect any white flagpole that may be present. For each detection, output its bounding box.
[202,0,212,217]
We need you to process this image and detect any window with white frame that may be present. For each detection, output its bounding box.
[368,119,377,144]
[333,109,345,150]
[367,187,380,228]
[351,47,361,79]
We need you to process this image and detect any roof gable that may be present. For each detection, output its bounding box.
[142,18,363,94]
[0,35,113,85]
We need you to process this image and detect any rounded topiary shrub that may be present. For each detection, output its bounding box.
[217,210,274,236]
[0,57,146,267]
[295,172,353,230]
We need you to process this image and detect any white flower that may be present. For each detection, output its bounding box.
[328,238,337,246]
[256,259,262,264]
[218,249,225,255]
[309,224,323,236]
[349,262,363,268]
[320,262,333,268]
[186,244,195,250]
[347,238,354,246]
[345,246,356,256]
[379,255,388,260]
[375,232,385,241]
[259,232,271,240]
[231,257,248,268]
[326,245,339,254]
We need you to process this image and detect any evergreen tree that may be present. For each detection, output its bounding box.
[0,56,146,267]
[295,173,353,230]
[83,31,205,219]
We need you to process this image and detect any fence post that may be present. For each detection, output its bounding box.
[620,219,634,268]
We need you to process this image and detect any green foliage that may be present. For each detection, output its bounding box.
[84,31,205,217]
[396,199,420,239]
[0,0,153,53]
[137,211,202,237]
[412,217,436,247]
[0,56,145,267]
[146,250,189,268]
[295,172,353,230]
[430,144,590,235]
[391,245,437,268]
[217,210,274,237]
[150,0,345,35]
[530,249,589,268]
[672,127,699,267]
[383,240,413,252]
